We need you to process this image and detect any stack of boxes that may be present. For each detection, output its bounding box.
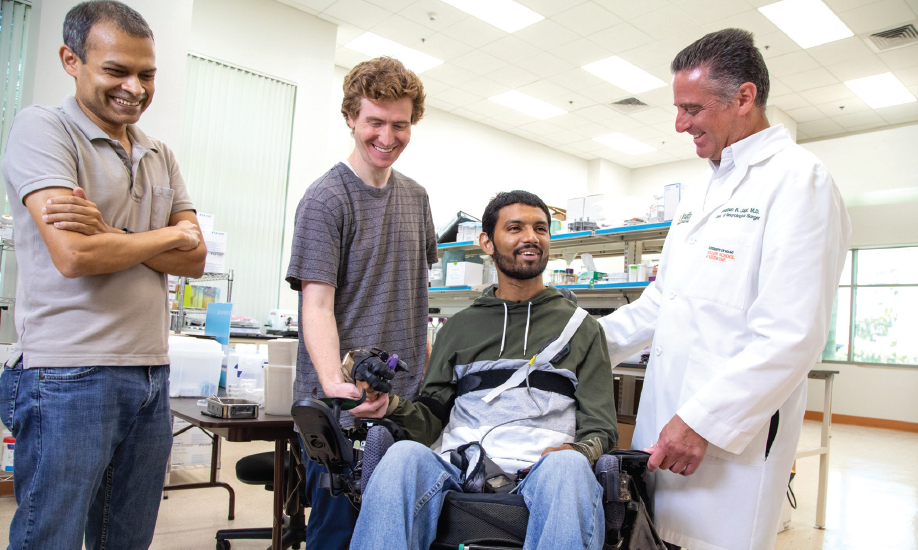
[171,417,213,467]
[198,213,228,274]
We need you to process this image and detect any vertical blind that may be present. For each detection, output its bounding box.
[0,0,31,215]
[180,53,296,322]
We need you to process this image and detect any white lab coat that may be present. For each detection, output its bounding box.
[600,125,850,550]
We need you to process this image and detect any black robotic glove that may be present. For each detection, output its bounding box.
[348,347,407,394]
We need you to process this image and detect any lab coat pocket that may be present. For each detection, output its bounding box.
[150,186,175,231]
[682,232,754,310]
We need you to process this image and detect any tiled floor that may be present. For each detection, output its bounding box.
[0,420,915,549]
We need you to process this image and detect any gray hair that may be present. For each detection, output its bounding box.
[671,28,769,110]
[63,0,154,63]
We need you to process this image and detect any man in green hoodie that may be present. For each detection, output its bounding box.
[351,190,617,550]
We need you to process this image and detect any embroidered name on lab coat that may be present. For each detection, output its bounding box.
[705,246,735,262]
[677,212,693,225]
[715,207,761,221]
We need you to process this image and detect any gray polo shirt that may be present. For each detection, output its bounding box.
[1,96,194,368]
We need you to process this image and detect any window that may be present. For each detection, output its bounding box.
[0,0,32,215]
[822,246,918,367]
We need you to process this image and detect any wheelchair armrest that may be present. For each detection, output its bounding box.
[291,398,354,471]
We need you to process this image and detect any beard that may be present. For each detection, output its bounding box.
[492,244,549,281]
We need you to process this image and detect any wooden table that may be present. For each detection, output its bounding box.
[166,398,296,550]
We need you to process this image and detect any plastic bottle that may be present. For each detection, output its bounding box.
[566,268,576,284]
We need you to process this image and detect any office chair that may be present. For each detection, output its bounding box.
[215,444,307,550]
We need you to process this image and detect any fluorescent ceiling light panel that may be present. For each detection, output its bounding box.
[489,90,567,120]
[581,57,667,94]
[844,73,917,109]
[441,0,544,33]
[593,133,657,155]
[758,0,853,48]
[344,33,443,74]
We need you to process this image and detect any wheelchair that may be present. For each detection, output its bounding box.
[291,394,666,550]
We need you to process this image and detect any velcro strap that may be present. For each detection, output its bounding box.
[457,369,575,400]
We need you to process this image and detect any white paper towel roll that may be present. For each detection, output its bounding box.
[267,338,298,366]
[264,364,295,416]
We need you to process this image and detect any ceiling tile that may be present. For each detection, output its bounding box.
[334,47,371,70]
[638,85,676,108]
[553,3,622,35]
[622,29,710,74]
[816,96,871,116]
[461,99,511,118]
[837,0,918,34]
[755,31,804,59]
[570,139,607,153]
[397,0,469,31]
[626,125,667,141]
[439,17,506,49]
[281,0,337,13]
[796,118,846,138]
[414,32,475,61]
[552,38,614,66]
[806,36,876,66]
[769,93,812,111]
[419,75,451,95]
[555,144,584,156]
[876,100,918,124]
[823,0,884,12]
[573,104,623,123]
[629,6,704,41]
[833,109,886,129]
[766,51,821,77]
[602,115,648,132]
[787,105,829,123]
[514,19,581,50]
[576,120,622,137]
[480,118,515,132]
[426,96,459,111]
[322,0,392,29]
[369,15,430,46]
[336,24,364,46]
[580,83,629,103]
[554,91,598,111]
[436,87,481,108]
[514,52,574,79]
[593,0,672,21]
[517,120,563,136]
[768,78,793,97]
[825,55,892,82]
[588,22,655,54]
[782,68,840,92]
[492,109,541,127]
[422,63,480,87]
[877,44,918,70]
[798,83,857,104]
[516,0,591,18]
[481,35,543,65]
[455,77,511,98]
[548,68,607,91]
[550,112,592,129]
[450,50,509,75]
[894,66,918,86]
[449,107,487,122]
[365,0,414,10]
[519,79,573,102]
[485,65,541,88]
[676,0,755,25]
[630,107,675,125]
[706,8,779,36]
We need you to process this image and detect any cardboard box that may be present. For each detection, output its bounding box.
[616,415,636,450]
[171,444,213,467]
[203,230,227,254]
[445,262,483,287]
[204,252,226,274]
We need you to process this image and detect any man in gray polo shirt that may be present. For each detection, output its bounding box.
[0,2,205,549]
[285,56,437,549]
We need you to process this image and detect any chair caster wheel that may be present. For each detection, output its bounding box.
[216,540,230,550]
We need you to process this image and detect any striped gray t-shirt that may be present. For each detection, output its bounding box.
[286,163,437,426]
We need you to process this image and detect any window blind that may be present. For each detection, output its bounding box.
[180,53,296,322]
[0,0,31,215]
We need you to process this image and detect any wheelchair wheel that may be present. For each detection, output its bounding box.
[215,540,230,550]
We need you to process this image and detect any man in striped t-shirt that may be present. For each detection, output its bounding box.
[285,57,437,550]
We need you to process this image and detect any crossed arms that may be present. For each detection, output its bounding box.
[25,187,206,278]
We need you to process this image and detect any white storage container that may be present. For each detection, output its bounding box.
[264,364,295,416]
[168,336,224,397]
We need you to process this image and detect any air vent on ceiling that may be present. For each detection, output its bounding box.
[610,97,649,114]
[865,23,918,52]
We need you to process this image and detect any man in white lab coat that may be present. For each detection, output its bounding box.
[599,28,850,550]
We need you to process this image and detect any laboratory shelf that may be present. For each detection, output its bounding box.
[555,284,591,289]
[551,230,594,240]
[430,286,472,291]
[592,281,652,289]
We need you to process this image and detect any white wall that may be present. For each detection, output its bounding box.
[27,0,193,147]
[188,0,337,313]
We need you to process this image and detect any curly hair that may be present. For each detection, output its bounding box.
[341,57,426,125]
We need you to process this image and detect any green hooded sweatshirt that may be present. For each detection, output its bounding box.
[388,286,618,467]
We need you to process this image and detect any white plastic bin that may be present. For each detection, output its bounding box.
[168,336,224,397]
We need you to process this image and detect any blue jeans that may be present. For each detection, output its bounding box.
[350,441,605,550]
[299,437,359,550]
[0,361,173,550]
